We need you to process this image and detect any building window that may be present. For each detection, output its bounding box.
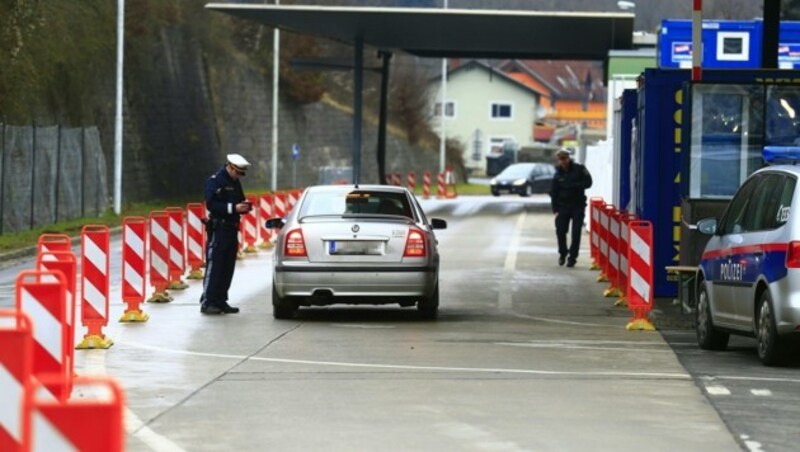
[490,102,513,119]
[434,101,456,118]
[716,32,749,61]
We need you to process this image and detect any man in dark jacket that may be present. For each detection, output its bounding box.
[549,148,593,267]
[200,154,253,314]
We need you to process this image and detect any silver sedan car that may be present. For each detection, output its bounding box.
[266,185,447,319]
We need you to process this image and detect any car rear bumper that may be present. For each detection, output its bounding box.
[491,185,523,194]
[771,278,800,335]
[274,265,437,301]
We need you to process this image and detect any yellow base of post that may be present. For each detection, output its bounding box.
[614,297,628,307]
[186,270,204,280]
[76,335,114,349]
[119,310,149,323]
[258,241,274,250]
[244,245,257,254]
[237,251,245,260]
[625,319,656,331]
[168,280,189,290]
[596,273,609,283]
[147,291,173,303]
[603,287,622,298]
[590,262,600,271]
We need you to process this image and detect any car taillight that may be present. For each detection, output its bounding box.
[787,241,800,268]
[403,229,426,257]
[284,228,307,257]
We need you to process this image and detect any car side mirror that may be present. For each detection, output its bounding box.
[696,218,718,235]
[431,218,447,230]
[265,218,285,229]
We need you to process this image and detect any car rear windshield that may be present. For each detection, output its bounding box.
[300,189,413,218]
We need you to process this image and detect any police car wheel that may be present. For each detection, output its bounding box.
[491,189,500,197]
[272,283,297,320]
[520,184,532,197]
[757,291,785,366]
[696,282,729,351]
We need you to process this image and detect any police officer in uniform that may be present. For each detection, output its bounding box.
[549,148,593,268]
[200,154,253,314]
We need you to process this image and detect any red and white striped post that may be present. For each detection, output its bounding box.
[422,171,431,199]
[243,195,259,254]
[603,206,622,298]
[615,212,638,307]
[35,250,77,376]
[237,221,245,260]
[445,165,458,199]
[436,172,446,199]
[77,226,113,349]
[147,211,173,303]
[589,197,603,271]
[692,0,703,82]
[185,203,206,280]
[23,376,125,452]
[626,220,656,331]
[0,309,33,451]
[37,234,71,255]
[406,171,417,193]
[274,192,287,220]
[258,194,274,249]
[16,270,72,399]
[596,201,610,283]
[165,207,189,290]
[120,217,149,323]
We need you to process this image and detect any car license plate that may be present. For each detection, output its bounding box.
[328,240,383,255]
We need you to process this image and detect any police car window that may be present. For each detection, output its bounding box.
[719,176,759,235]
[743,174,783,231]
[776,176,796,227]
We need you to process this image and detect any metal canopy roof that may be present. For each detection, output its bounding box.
[204,4,635,60]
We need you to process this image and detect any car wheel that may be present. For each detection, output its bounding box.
[696,281,729,351]
[491,189,500,197]
[757,290,785,366]
[520,184,532,197]
[417,284,439,320]
[272,283,296,320]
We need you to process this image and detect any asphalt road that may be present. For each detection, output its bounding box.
[2,195,798,450]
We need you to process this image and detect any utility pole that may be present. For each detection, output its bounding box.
[271,0,280,191]
[113,0,125,214]
[439,0,449,174]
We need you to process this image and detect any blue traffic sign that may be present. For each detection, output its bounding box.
[292,143,300,161]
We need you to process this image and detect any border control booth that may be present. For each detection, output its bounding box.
[627,68,800,303]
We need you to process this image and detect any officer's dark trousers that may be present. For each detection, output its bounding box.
[555,205,585,262]
[201,224,238,307]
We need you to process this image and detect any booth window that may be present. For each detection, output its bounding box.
[689,84,764,198]
[716,32,749,61]
[765,86,800,147]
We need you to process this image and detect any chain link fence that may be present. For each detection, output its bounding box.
[0,124,109,234]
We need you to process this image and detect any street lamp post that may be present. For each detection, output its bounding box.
[113,0,125,215]
[439,0,448,174]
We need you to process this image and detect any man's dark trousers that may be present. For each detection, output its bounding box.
[202,223,238,308]
[555,205,585,262]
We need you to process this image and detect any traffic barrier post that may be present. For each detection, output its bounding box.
[436,172,446,199]
[0,309,33,451]
[603,206,622,298]
[589,197,603,271]
[35,250,77,375]
[407,171,416,193]
[287,190,298,214]
[37,234,72,255]
[16,270,73,397]
[23,376,125,452]
[597,201,610,283]
[147,211,173,303]
[626,220,656,331]
[237,221,245,260]
[77,226,113,349]
[445,165,458,199]
[185,203,206,280]
[274,192,287,219]
[615,212,638,307]
[120,217,149,322]
[165,207,189,290]
[422,171,431,199]
[243,195,259,254]
[258,194,274,249]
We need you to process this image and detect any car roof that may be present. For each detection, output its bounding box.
[753,164,800,177]
[305,184,410,194]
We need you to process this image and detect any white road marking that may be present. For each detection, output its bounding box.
[498,211,526,311]
[436,422,527,452]
[750,389,772,396]
[495,342,674,353]
[705,385,731,396]
[119,339,692,380]
[740,434,764,452]
[510,311,618,329]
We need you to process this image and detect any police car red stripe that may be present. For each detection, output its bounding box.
[701,243,789,261]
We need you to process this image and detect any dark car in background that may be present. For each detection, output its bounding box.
[490,163,555,197]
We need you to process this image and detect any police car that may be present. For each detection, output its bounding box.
[696,147,800,366]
